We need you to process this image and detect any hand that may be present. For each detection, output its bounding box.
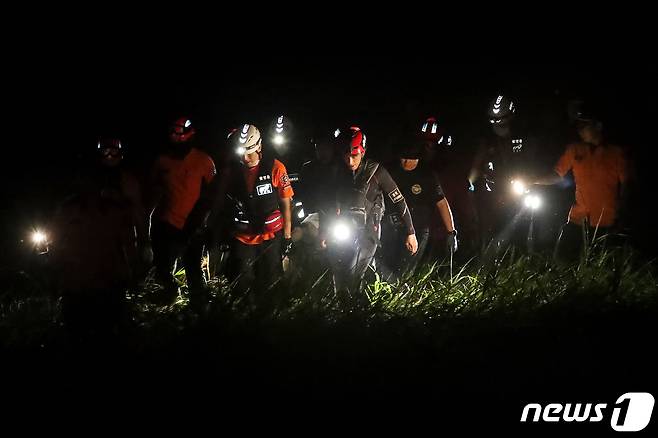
[282,237,293,257]
[405,234,418,255]
[446,230,458,254]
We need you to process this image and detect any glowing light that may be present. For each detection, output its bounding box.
[332,222,352,242]
[511,180,527,196]
[32,231,47,245]
[524,194,541,210]
[273,134,285,145]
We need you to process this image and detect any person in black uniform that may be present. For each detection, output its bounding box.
[321,127,418,301]
[381,141,458,281]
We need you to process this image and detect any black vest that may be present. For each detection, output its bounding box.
[337,159,384,228]
[480,135,528,191]
[228,154,280,233]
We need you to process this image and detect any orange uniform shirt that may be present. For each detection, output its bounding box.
[154,148,216,230]
[554,143,627,227]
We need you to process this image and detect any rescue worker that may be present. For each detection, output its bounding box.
[468,95,538,254]
[381,141,457,281]
[286,133,340,288]
[50,138,146,341]
[321,127,418,302]
[213,124,294,302]
[417,116,476,258]
[150,117,216,306]
[534,103,629,260]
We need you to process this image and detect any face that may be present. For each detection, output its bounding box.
[492,123,511,138]
[242,146,262,168]
[170,127,185,143]
[99,148,122,167]
[170,124,194,144]
[400,158,419,171]
[577,124,602,144]
[344,152,363,171]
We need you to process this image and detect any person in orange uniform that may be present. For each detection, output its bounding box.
[534,104,629,260]
[150,117,216,304]
[216,124,294,297]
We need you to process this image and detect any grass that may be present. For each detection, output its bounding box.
[2,238,657,347]
[1,238,657,421]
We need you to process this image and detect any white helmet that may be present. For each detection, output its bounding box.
[235,124,262,155]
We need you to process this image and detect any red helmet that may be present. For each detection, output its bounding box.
[419,116,445,142]
[335,126,366,155]
[170,117,196,143]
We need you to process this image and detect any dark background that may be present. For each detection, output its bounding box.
[1,25,657,432]
[4,56,657,265]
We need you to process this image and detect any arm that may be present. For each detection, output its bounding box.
[468,144,486,186]
[436,198,456,233]
[274,159,295,240]
[534,171,564,186]
[376,166,415,236]
[122,172,149,245]
[536,145,573,186]
[280,196,293,239]
[184,157,217,234]
[376,166,417,254]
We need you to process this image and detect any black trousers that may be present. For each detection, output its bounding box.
[379,227,430,282]
[228,234,283,295]
[555,221,613,262]
[151,220,205,291]
[328,231,379,297]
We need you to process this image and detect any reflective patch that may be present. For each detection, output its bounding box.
[256,183,273,196]
[411,184,422,195]
[388,188,404,203]
[280,173,290,187]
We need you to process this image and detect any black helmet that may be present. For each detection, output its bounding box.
[487,94,516,125]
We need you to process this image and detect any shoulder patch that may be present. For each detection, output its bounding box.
[388,188,404,203]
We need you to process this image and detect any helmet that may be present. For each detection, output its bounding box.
[335,126,366,155]
[570,100,603,126]
[235,124,262,155]
[274,115,286,134]
[97,138,122,150]
[269,115,295,147]
[170,117,196,143]
[97,138,123,165]
[419,117,445,142]
[487,95,516,124]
